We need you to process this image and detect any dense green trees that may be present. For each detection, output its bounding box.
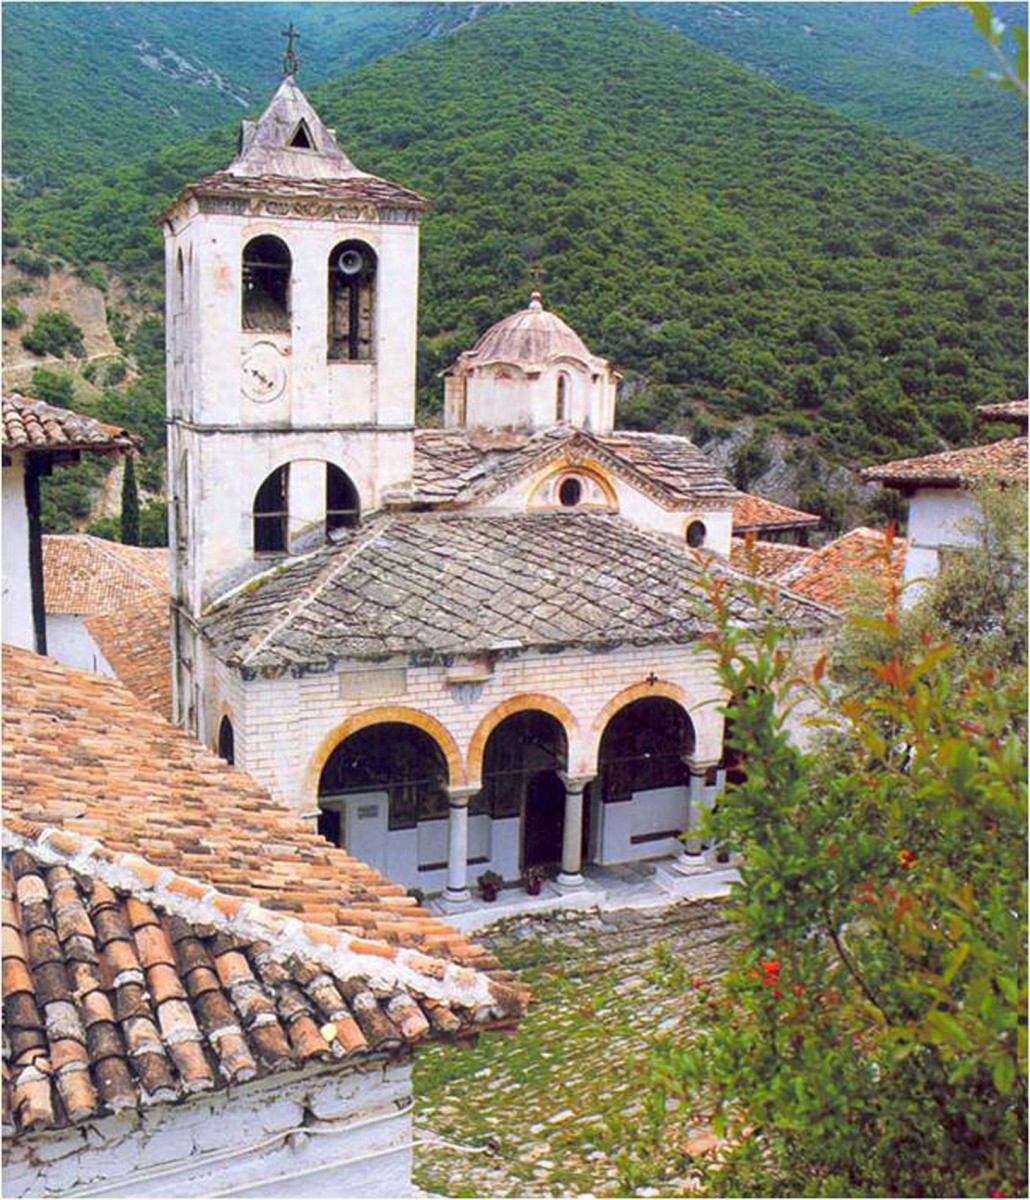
[6,7,1024,474]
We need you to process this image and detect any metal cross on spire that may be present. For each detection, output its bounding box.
[281,22,301,77]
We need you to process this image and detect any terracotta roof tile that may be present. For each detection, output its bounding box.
[862,437,1027,489]
[2,646,518,982]
[3,820,528,1136]
[2,394,136,453]
[732,494,821,534]
[729,537,815,580]
[778,528,905,610]
[43,535,167,614]
[976,399,1028,427]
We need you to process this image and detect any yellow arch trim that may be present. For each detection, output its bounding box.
[466,693,579,787]
[591,679,690,736]
[304,705,466,804]
[529,458,619,511]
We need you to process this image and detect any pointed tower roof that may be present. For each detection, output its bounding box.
[230,75,360,181]
[159,76,427,223]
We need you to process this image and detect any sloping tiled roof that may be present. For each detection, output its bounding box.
[729,537,814,581]
[2,394,136,453]
[447,293,598,371]
[84,600,172,719]
[1,646,506,977]
[179,170,429,211]
[976,399,1028,427]
[412,427,739,509]
[777,527,904,610]
[43,536,172,717]
[732,494,821,533]
[862,436,1027,488]
[43,535,167,615]
[204,511,834,672]
[2,821,525,1136]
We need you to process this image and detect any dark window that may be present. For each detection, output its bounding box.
[481,710,568,819]
[289,120,313,149]
[328,241,377,361]
[253,466,289,554]
[556,374,569,422]
[559,477,582,508]
[599,697,695,802]
[217,716,235,765]
[325,464,360,536]
[686,520,707,548]
[318,723,449,832]
[242,236,291,332]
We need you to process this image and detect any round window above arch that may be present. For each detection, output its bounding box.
[686,520,707,549]
[528,466,618,513]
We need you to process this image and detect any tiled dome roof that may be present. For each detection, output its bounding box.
[469,293,592,365]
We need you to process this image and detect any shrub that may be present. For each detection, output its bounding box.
[2,302,26,329]
[28,367,75,407]
[657,545,1027,1198]
[10,249,50,277]
[21,310,86,358]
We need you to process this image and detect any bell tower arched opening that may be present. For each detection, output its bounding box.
[242,235,291,332]
[328,240,377,361]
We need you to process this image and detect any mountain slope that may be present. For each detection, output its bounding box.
[641,2,1028,177]
[5,5,1026,475]
[1,2,485,189]
[3,2,1025,189]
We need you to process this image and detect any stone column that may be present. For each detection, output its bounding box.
[441,786,478,910]
[673,761,717,875]
[556,776,592,891]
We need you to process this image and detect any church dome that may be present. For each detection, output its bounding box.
[469,293,592,366]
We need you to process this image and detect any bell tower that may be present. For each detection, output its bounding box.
[161,59,427,731]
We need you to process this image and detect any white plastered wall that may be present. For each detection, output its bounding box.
[3,1058,417,1199]
[44,614,114,677]
[2,453,34,651]
[901,487,982,607]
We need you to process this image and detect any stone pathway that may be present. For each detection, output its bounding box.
[413,899,734,1197]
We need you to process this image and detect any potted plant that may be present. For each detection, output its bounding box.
[477,870,503,902]
[524,865,546,896]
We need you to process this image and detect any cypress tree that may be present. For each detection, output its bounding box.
[120,452,140,545]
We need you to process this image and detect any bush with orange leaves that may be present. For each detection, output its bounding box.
[657,531,1026,1198]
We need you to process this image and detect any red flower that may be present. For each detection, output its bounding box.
[897,848,917,870]
[792,984,804,997]
[761,960,781,977]
[771,989,782,1000]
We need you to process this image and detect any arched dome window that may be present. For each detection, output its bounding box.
[325,464,360,535]
[556,373,570,422]
[328,240,377,361]
[253,465,289,554]
[242,235,291,332]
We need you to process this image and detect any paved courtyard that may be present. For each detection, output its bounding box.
[413,896,735,1197]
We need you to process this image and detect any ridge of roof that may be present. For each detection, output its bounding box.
[976,399,1028,426]
[732,493,821,532]
[216,517,395,668]
[3,819,524,1018]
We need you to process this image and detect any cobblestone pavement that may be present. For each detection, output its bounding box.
[413,898,734,1198]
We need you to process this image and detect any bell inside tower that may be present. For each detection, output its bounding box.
[328,240,376,360]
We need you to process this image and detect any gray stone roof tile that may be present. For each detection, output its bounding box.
[204,512,834,671]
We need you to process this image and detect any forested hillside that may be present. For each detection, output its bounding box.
[643,2,1027,177]
[3,2,1025,188]
[7,5,1024,477]
[1,2,482,189]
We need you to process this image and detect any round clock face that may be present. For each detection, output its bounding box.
[241,345,287,404]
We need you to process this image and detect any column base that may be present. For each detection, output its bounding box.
[554,871,586,892]
[670,853,711,877]
[438,887,473,912]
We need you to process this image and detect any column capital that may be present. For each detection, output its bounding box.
[558,773,594,794]
[446,785,480,807]
[683,758,720,775]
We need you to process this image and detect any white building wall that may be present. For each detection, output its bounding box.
[44,614,114,676]
[902,487,982,605]
[2,453,34,651]
[3,1059,416,1200]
